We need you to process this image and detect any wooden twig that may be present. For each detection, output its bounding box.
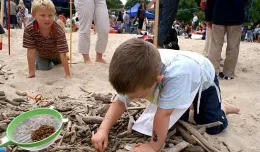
[4,98,20,106]
[70,124,77,143]
[82,116,104,124]
[12,98,27,103]
[127,106,146,110]
[0,64,6,70]
[165,141,189,152]
[197,127,206,134]
[97,104,110,117]
[92,93,111,103]
[0,122,7,131]
[112,140,120,152]
[0,91,5,96]
[191,135,211,152]
[79,86,89,93]
[0,96,6,100]
[196,121,223,129]
[58,96,69,99]
[58,121,72,146]
[15,90,27,96]
[166,129,177,140]
[179,120,220,152]
[75,114,85,126]
[184,145,205,152]
[176,124,196,144]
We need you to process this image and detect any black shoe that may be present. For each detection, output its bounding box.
[219,72,233,80]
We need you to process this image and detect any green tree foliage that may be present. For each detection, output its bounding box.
[106,0,124,9]
[124,0,151,9]
[175,0,203,23]
[246,0,260,24]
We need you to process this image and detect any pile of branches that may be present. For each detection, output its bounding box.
[0,87,223,152]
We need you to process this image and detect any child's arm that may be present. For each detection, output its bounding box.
[27,48,36,78]
[92,99,126,152]
[59,53,71,79]
[150,108,174,151]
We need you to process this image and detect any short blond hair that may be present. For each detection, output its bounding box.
[109,38,161,94]
[32,0,56,14]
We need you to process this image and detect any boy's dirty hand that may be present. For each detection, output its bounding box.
[27,73,35,78]
[91,129,108,152]
[130,143,155,152]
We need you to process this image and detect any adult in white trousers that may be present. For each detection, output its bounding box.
[74,0,109,63]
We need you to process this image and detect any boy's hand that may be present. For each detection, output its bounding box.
[131,143,155,152]
[27,72,35,78]
[92,129,108,152]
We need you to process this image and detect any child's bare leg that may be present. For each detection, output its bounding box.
[82,54,91,64]
[96,53,107,63]
[221,102,240,115]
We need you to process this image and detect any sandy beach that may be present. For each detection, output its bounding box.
[0,29,260,151]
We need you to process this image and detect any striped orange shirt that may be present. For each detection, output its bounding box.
[23,20,69,59]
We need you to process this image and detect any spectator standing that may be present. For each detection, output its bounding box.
[137,0,146,35]
[123,12,130,33]
[23,0,31,14]
[192,12,199,31]
[74,0,109,63]
[206,0,248,79]
[147,0,180,48]
[8,0,18,29]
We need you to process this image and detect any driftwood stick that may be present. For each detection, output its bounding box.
[0,91,5,96]
[92,93,111,103]
[179,120,220,152]
[79,86,89,93]
[176,124,196,144]
[197,127,206,134]
[4,98,20,106]
[196,121,223,129]
[127,118,134,134]
[82,116,104,124]
[15,90,27,96]
[0,96,6,100]
[12,98,27,103]
[0,64,6,70]
[0,122,7,131]
[191,135,211,152]
[58,121,72,146]
[112,140,121,152]
[70,124,77,143]
[127,107,146,110]
[166,129,177,140]
[4,73,8,80]
[166,141,189,152]
[75,114,85,126]
[184,145,205,152]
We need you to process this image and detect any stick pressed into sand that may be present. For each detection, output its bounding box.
[179,120,221,152]
[196,121,223,129]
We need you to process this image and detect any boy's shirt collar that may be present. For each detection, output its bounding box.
[33,20,56,35]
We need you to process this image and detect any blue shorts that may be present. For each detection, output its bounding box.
[181,75,228,135]
[0,148,6,152]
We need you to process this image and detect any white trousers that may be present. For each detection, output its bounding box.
[74,0,109,54]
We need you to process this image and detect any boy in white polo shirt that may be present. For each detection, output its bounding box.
[92,38,240,152]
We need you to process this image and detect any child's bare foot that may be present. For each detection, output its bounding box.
[222,102,240,115]
[96,58,107,64]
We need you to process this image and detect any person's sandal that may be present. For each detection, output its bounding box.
[219,72,234,80]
